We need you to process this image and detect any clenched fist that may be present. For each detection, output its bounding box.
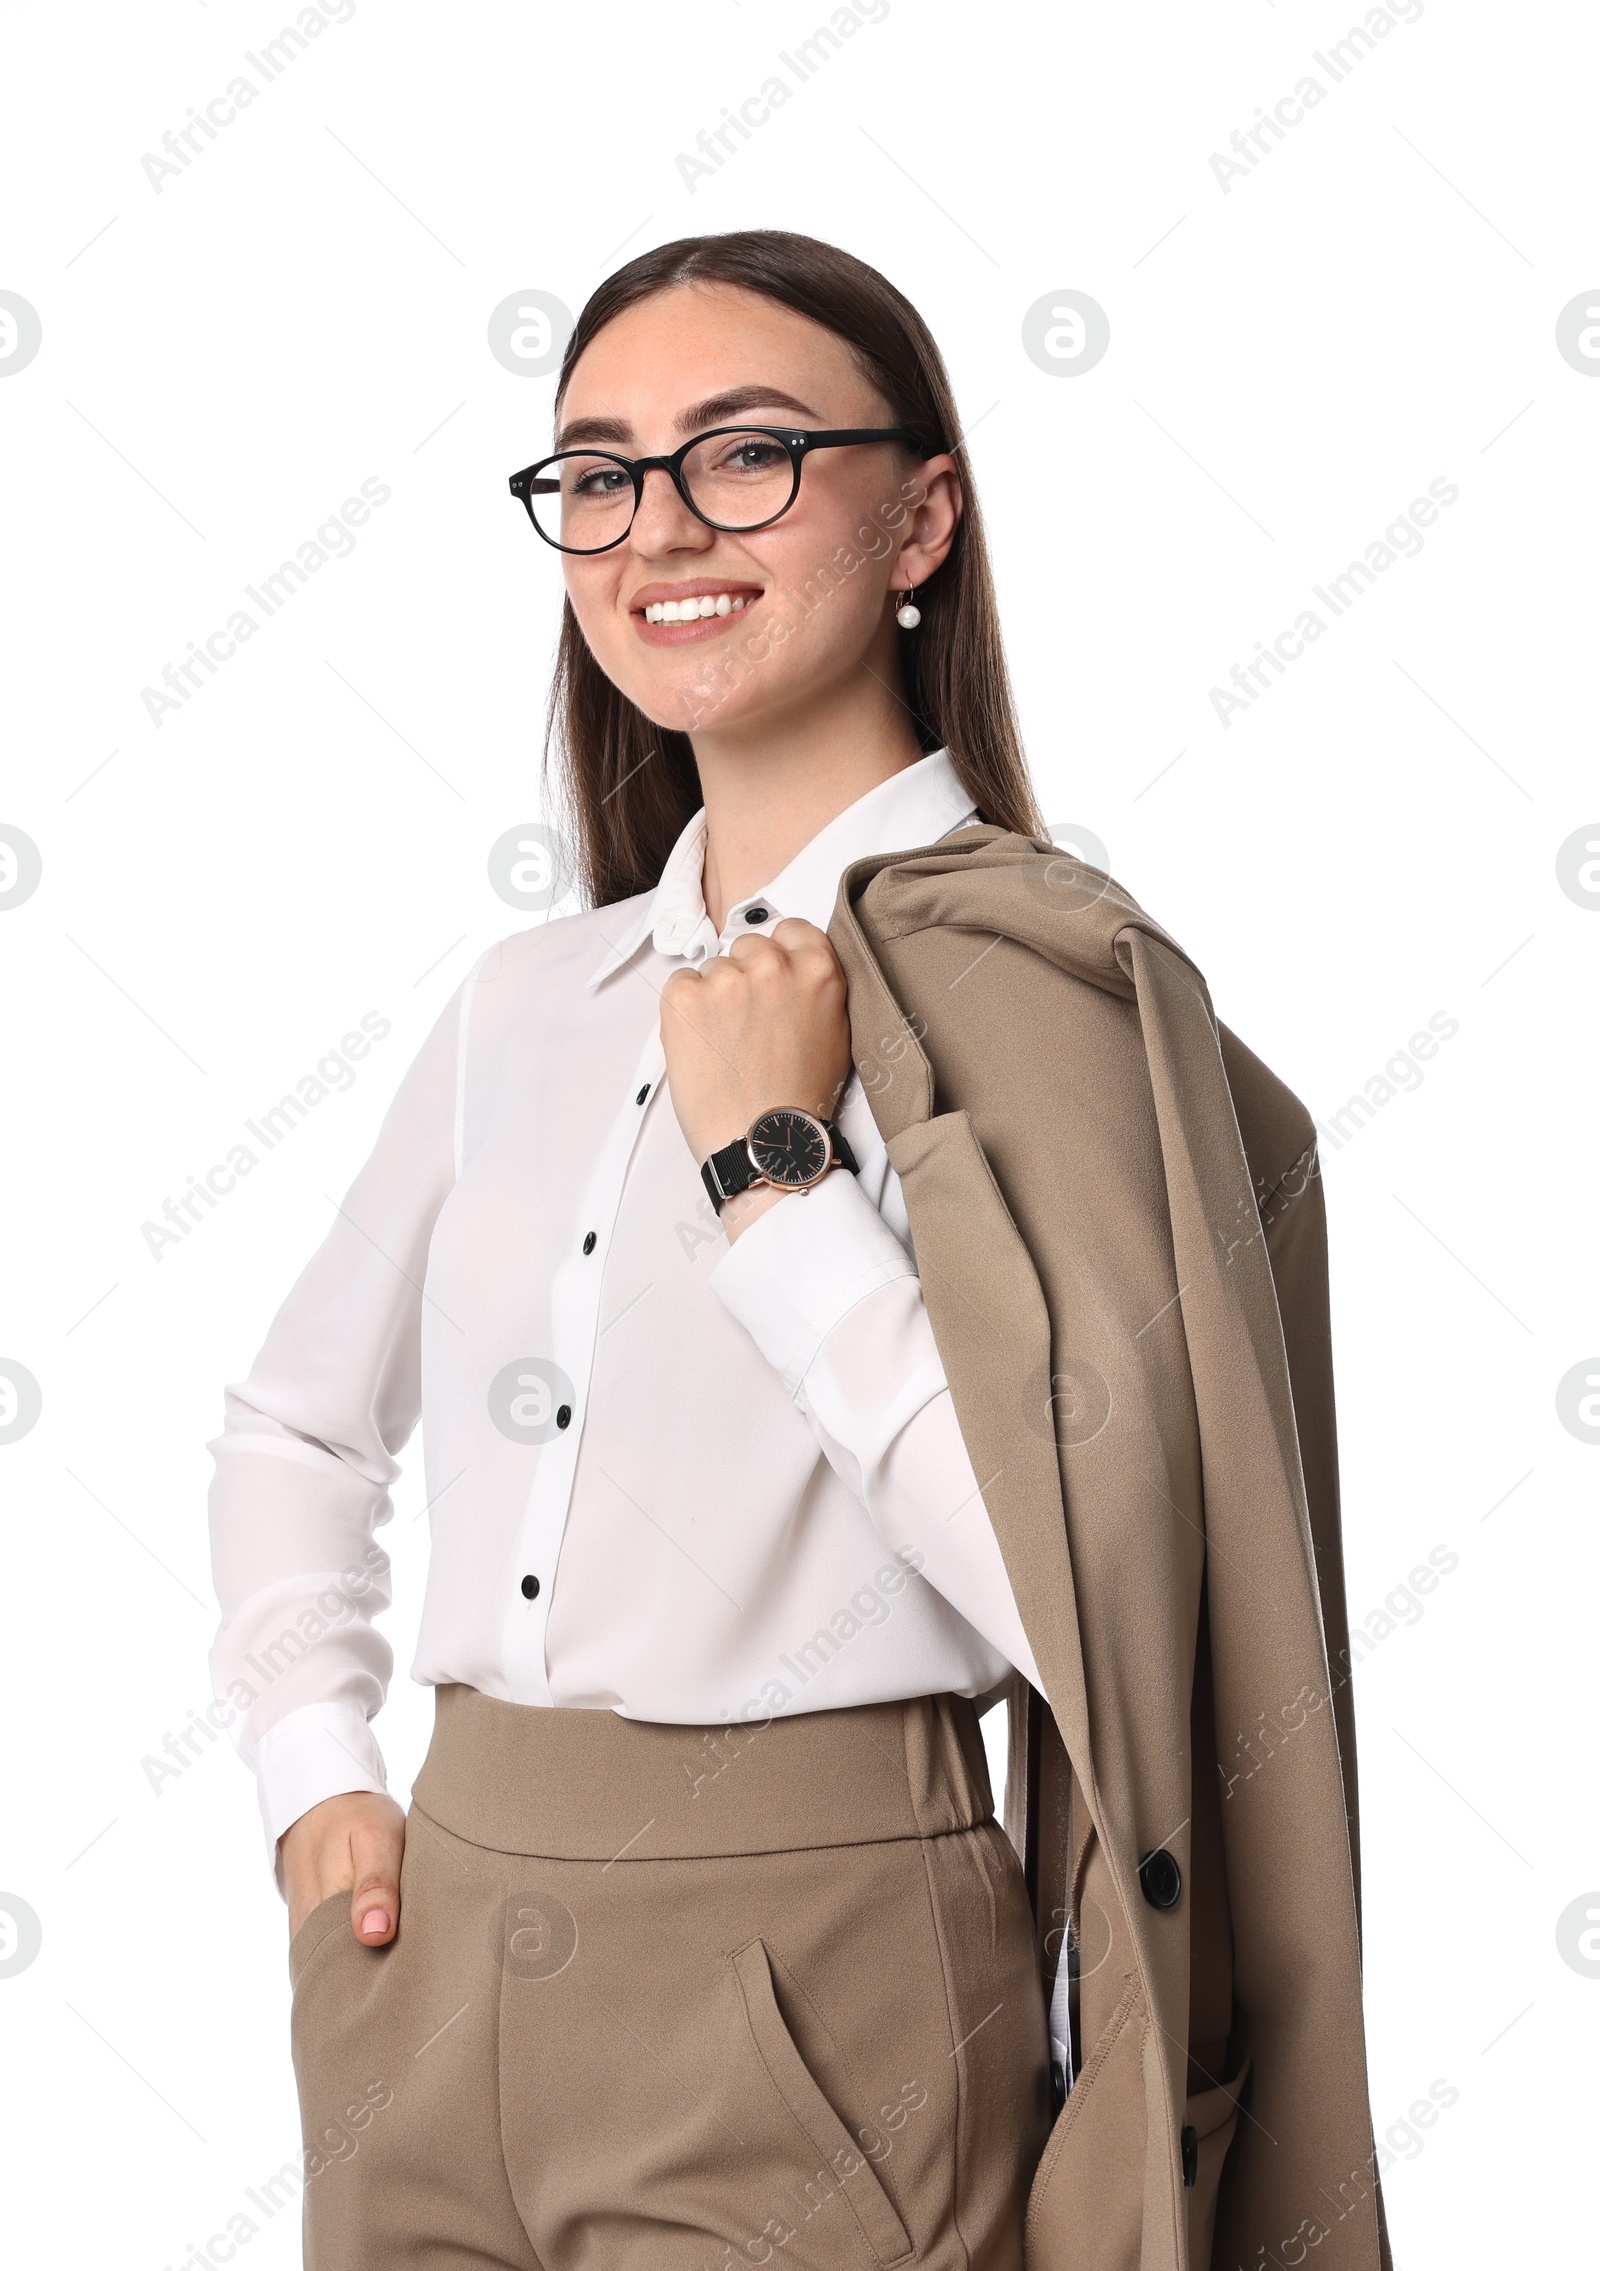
[660,918,852,1240]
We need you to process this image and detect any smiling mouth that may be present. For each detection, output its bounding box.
[631,583,765,642]
[643,592,752,623]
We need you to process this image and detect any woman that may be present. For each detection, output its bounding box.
[209,230,1059,2268]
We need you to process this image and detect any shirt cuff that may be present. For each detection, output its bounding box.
[708,1165,918,1397]
[255,1700,388,1889]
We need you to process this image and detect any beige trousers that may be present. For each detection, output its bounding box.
[288,1684,1050,2270]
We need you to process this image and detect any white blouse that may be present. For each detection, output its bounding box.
[207,749,1042,1863]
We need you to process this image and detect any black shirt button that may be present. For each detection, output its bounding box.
[745,906,768,924]
[582,1231,596,1255]
[555,1404,572,1430]
[636,1084,650,1105]
[1138,1848,1182,1910]
[520,1574,540,1600]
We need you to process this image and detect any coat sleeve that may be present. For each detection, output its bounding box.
[1259,1143,1395,2271]
[1256,1135,1364,1916]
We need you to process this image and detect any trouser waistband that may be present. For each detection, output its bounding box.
[408,1683,996,1861]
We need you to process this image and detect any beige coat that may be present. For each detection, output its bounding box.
[829,828,1391,2271]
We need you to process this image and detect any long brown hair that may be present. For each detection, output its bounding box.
[542,229,1043,907]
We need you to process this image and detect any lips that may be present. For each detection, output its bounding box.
[630,579,764,643]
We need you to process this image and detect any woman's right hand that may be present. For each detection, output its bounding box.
[281,1790,408,1946]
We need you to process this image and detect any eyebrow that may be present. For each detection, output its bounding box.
[555,385,821,452]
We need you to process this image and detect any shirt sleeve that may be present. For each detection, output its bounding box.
[707,1168,1045,1696]
[205,977,466,1881]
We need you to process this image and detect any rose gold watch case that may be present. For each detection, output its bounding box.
[744,1107,834,1196]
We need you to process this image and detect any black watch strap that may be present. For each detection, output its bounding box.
[701,1115,859,1215]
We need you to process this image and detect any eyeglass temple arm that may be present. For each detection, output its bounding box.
[796,426,925,452]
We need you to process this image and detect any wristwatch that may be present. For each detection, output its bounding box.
[700,1107,860,1215]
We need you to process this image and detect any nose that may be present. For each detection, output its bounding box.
[627,462,711,554]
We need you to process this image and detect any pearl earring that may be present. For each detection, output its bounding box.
[895,584,922,630]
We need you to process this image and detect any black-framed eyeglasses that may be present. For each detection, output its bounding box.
[507,425,922,554]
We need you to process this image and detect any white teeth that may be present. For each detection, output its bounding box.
[642,593,754,623]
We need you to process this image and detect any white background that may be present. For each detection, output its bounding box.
[1,1,1596,2263]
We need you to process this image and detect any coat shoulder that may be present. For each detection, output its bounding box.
[841,831,1320,1198]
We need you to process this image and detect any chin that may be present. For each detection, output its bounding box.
[624,665,761,739]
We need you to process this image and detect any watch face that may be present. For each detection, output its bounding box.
[747,1109,830,1190]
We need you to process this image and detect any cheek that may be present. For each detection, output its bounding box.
[765,521,888,642]
[798,559,889,666]
[562,565,609,631]
[562,567,632,666]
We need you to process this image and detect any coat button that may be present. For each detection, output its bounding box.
[556,1404,572,1429]
[636,1083,650,1105]
[520,1574,540,1600]
[745,905,769,924]
[1138,1848,1182,1910]
[582,1231,596,1255]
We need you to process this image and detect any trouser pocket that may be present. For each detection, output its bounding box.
[732,1937,913,2268]
[288,1890,354,1992]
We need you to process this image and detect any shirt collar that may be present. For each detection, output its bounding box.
[586,746,979,989]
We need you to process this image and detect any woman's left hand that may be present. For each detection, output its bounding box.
[660,918,853,1236]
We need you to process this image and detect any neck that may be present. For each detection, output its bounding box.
[693,663,925,932]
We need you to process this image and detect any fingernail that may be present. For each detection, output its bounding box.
[359,1909,391,1937]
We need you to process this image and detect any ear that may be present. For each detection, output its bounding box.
[888,454,963,589]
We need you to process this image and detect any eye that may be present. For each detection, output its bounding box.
[717,437,788,473]
[569,463,630,499]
